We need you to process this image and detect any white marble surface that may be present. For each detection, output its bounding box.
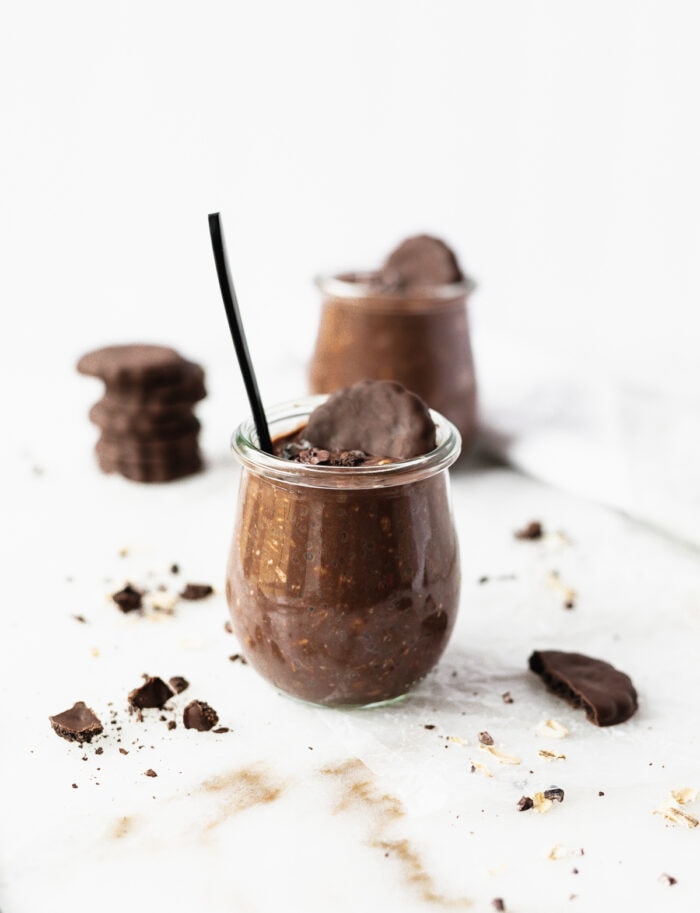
[3,420,700,913]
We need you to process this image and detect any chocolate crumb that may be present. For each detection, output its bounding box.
[502,691,514,704]
[180,583,214,600]
[478,575,489,584]
[492,899,506,912]
[543,787,565,803]
[168,676,189,694]
[183,700,219,731]
[515,520,544,540]
[95,746,104,755]
[517,796,534,812]
[424,724,436,730]
[479,731,494,746]
[167,720,177,730]
[128,676,174,711]
[71,783,78,789]
[72,614,87,624]
[112,584,144,613]
[598,790,605,797]
[144,768,157,778]
[224,620,233,634]
[229,653,248,664]
[659,874,677,886]
[213,726,230,734]
[170,563,180,574]
[119,748,129,755]
[49,702,104,743]
[572,868,579,875]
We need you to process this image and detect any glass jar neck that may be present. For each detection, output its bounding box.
[232,396,461,490]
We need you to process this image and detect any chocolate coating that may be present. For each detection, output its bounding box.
[379,235,463,290]
[77,344,189,389]
[89,401,201,436]
[304,380,436,460]
[529,650,638,726]
[183,700,219,731]
[128,676,174,711]
[49,702,104,743]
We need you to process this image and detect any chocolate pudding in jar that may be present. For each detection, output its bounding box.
[309,235,478,450]
[226,381,462,707]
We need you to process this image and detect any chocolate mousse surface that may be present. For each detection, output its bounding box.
[298,380,436,461]
[529,650,638,726]
[379,234,464,291]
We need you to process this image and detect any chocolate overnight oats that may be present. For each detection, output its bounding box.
[226,381,462,707]
[309,235,478,450]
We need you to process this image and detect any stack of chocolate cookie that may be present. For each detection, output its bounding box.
[78,344,206,483]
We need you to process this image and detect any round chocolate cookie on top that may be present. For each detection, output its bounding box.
[304,379,436,461]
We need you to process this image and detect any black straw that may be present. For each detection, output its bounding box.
[208,212,274,454]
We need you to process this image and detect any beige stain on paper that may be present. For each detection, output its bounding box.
[111,815,135,839]
[201,766,283,832]
[322,759,472,909]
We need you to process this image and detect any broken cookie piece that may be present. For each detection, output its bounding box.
[183,699,219,731]
[529,650,638,726]
[49,702,104,743]
[128,675,174,711]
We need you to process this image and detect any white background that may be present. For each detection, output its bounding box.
[2,0,699,463]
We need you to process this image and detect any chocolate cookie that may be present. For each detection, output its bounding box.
[304,379,436,460]
[379,235,463,290]
[528,650,638,726]
[97,362,206,405]
[90,400,201,436]
[78,343,206,483]
[96,429,201,461]
[77,344,191,389]
[97,450,203,483]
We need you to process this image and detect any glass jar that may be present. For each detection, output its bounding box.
[309,273,478,451]
[226,396,462,708]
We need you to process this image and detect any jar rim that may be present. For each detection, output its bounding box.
[231,394,462,489]
[315,271,476,303]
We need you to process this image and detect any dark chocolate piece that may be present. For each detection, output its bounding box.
[144,768,157,777]
[49,702,103,743]
[168,676,189,694]
[379,235,463,290]
[478,731,494,746]
[491,900,506,913]
[128,676,174,711]
[517,796,534,812]
[515,520,544,540]
[112,584,144,613]
[304,379,436,461]
[183,700,219,731]
[179,583,214,601]
[529,650,638,726]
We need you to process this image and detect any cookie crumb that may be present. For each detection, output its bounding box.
[111,584,144,613]
[180,583,214,601]
[515,520,543,540]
